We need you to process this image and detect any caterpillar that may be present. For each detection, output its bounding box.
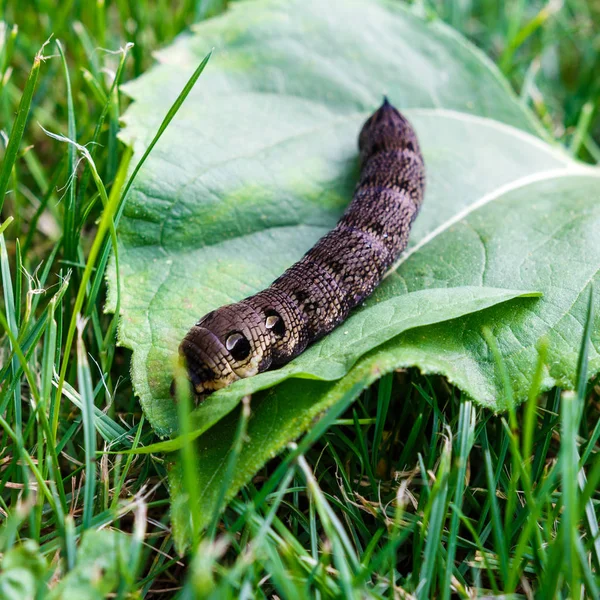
[175,99,425,401]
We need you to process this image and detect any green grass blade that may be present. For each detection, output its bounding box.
[442,399,475,600]
[56,40,78,262]
[228,380,369,536]
[58,379,129,444]
[50,139,131,438]
[570,101,596,157]
[560,391,581,594]
[418,434,451,600]
[371,372,393,471]
[174,360,202,544]
[206,395,251,541]
[0,231,21,431]
[576,285,594,402]
[522,338,548,473]
[0,39,46,214]
[483,447,508,586]
[77,319,97,531]
[117,49,213,221]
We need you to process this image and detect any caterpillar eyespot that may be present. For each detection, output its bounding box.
[175,98,425,401]
[265,310,285,338]
[225,332,251,361]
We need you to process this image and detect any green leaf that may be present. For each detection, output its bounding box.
[47,530,132,600]
[0,541,48,600]
[381,171,600,407]
[108,0,600,543]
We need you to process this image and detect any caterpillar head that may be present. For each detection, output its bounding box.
[358,97,420,163]
[173,302,275,401]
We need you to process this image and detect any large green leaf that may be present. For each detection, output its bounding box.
[109,0,600,543]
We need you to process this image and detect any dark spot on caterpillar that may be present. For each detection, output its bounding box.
[294,290,309,304]
[177,99,425,401]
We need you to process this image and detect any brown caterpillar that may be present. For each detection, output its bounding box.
[175,99,425,401]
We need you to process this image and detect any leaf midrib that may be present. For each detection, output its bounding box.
[390,168,600,275]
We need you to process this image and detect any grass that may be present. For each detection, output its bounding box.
[0,0,599,597]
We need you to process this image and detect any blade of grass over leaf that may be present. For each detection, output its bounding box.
[86,142,131,320]
[116,49,212,223]
[85,48,214,332]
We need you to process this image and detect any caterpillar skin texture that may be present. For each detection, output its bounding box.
[177,99,425,401]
